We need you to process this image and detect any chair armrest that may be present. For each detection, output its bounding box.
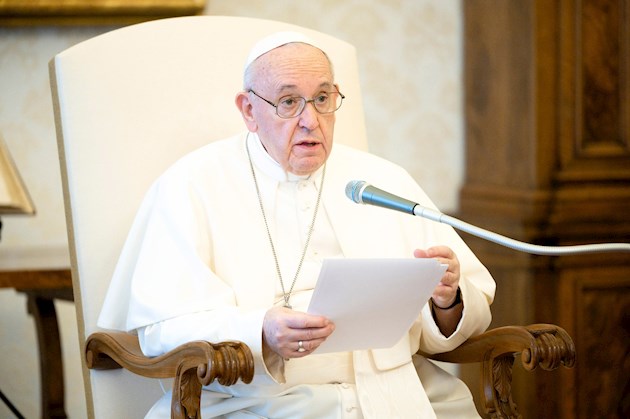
[421,323,575,369]
[85,331,254,418]
[418,324,575,418]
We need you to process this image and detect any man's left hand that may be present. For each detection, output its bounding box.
[414,245,460,308]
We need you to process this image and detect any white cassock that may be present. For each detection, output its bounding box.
[98,132,496,418]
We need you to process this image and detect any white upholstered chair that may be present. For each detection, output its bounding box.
[50,15,366,419]
[50,16,574,418]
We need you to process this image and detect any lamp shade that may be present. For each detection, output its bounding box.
[0,135,35,215]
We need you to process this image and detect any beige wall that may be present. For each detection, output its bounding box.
[0,1,463,417]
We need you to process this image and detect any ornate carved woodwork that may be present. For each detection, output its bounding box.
[85,332,255,419]
[460,0,630,417]
[425,324,575,419]
[89,324,574,419]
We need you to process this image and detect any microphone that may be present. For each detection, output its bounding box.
[345,180,630,256]
[345,180,417,214]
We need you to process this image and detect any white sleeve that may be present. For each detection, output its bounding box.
[417,274,493,354]
[137,307,285,383]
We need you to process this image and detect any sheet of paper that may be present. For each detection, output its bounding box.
[307,258,447,354]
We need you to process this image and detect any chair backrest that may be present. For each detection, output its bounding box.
[50,15,367,418]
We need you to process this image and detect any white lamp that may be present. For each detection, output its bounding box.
[0,134,35,240]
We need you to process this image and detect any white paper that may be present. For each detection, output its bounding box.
[307,258,447,353]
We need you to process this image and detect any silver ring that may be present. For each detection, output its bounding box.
[297,340,306,352]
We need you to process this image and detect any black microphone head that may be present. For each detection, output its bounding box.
[345,180,367,204]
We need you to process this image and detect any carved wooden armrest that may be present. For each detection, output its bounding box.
[85,331,254,419]
[419,324,576,419]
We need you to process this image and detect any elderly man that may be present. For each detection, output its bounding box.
[99,31,495,418]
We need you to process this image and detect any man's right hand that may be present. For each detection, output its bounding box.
[262,306,335,358]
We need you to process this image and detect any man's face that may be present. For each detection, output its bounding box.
[237,43,337,176]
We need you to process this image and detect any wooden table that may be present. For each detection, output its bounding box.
[0,247,73,419]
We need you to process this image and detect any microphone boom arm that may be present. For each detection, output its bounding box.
[413,205,630,256]
[346,179,630,256]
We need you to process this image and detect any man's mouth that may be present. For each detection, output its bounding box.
[297,141,319,147]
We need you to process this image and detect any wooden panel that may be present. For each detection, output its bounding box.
[558,0,630,181]
[581,0,628,151]
[574,271,630,418]
[463,0,538,190]
[461,1,630,418]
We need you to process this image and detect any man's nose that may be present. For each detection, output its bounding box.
[298,101,319,129]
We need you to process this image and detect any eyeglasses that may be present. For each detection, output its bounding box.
[248,89,345,118]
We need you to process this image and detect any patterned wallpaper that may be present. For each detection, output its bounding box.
[0,1,463,417]
[0,0,463,250]
[210,0,465,212]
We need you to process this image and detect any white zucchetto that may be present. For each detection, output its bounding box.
[244,31,319,69]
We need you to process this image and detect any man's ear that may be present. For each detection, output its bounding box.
[235,92,258,132]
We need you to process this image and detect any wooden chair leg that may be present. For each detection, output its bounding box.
[171,363,202,419]
[478,325,576,419]
[482,354,521,419]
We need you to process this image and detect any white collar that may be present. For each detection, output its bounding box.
[246,132,323,183]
